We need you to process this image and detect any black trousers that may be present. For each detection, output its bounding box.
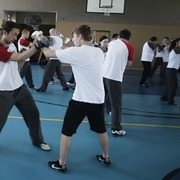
[161,62,168,84]
[151,57,163,76]
[103,78,122,130]
[20,61,34,88]
[162,68,178,104]
[40,60,68,91]
[0,84,44,145]
[140,61,152,84]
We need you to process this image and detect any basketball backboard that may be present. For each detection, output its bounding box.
[86,0,125,14]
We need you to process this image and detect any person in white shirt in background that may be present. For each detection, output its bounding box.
[103,29,135,137]
[160,37,180,106]
[139,36,157,87]
[161,37,170,85]
[150,42,164,80]
[18,28,36,89]
[36,28,69,92]
[99,35,109,58]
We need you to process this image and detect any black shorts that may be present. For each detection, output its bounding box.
[62,100,106,136]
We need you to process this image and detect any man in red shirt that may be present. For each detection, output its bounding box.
[0,20,50,151]
[18,28,36,89]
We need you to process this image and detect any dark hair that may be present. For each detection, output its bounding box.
[72,25,92,41]
[169,37,180,52]
[112,33,119,39]
[164,36,169,41]
[150,36,157,42]
[99,35,108,42]
[119,29,131,40]
[1,20,21,33]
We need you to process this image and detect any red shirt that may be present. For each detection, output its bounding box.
[0,46,13,63]
[122,40,135,61]
[19,38,30,47]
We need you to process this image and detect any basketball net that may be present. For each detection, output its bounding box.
[31,24,39,31]
[104,12,111,16]
[102,6,111,17]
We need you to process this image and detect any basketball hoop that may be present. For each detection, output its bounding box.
[24,14,42,30]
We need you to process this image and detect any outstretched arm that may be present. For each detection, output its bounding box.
[9,46,37,62]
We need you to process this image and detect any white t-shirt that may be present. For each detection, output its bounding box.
[167,50,180,70]
[141,42,155,62]
[163,46,170,62]
[49,36,63,60]
[102,39,128,82]
[155,50,164,58]
[55,45,105,104]
[0,43,23,90]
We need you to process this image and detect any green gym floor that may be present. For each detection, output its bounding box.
[0,65,180,180]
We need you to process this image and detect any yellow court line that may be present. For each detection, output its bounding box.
[8,116,180,129]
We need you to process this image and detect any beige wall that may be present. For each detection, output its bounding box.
[56,21,180,69]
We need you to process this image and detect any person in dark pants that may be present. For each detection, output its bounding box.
[103,29,135,136]
[161,37,170,85]
[161,37,180,106]
[36,28,69,92]
[150,44,164,78]
[0,20,50,151]
[139,36,157,87]
[18,28,36,89]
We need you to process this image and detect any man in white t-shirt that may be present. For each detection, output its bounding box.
[139,36,157,87]
[0,20,50,151]
[42,25,111,172]
[161,38,180,106]
[36,28,69,92]
[103,29,135,137]
[161,37,170,85]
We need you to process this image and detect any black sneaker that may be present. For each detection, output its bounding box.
[36,88,45,92]
[96,155,111,166]
[48,160,67,172]
[63,87,69,91]
[160,96,167,101]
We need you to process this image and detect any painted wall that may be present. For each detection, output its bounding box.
[0,0,180,69]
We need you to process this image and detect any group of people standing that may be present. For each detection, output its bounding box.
[18,27,69,93]
[139,36,180,106]
[0,20,136,173]
[1,19,179,174]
